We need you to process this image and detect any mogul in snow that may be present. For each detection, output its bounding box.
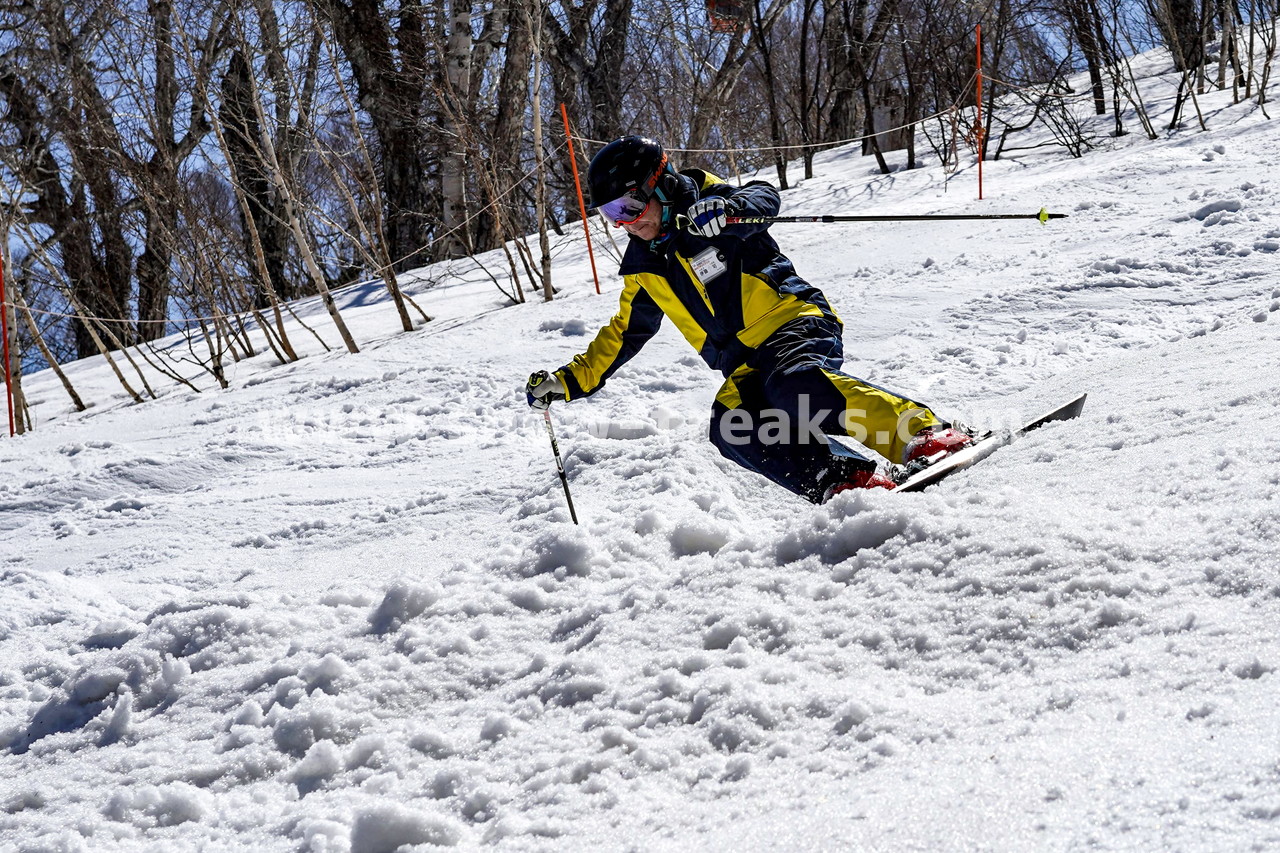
[526,136,974,503]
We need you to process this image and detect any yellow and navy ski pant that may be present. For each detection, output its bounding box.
[709,318,941,503]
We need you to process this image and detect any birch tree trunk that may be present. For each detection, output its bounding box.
[1,247,27,433]
[441,0,474,258]
[529,4,553,301]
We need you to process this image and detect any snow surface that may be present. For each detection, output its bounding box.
[3,53,1280,851]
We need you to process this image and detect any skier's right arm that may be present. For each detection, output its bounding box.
[555,276,664,401]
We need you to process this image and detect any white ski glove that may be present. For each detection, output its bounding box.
[525,370,566,410]
[685,196,734,238]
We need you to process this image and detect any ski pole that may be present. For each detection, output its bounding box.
[678,208,1064,229]
[542,409,579,525]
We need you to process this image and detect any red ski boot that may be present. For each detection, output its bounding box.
[902,426,975,467]
[821,469,897,502]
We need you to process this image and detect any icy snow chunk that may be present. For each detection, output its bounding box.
[775,504,911,565]
[97,688,132,747]
[103,782,211,828]
[431,768,468,799]
[4,690,96,755]
[650,405,685,430]
[532,660,608,707]
[3,789,48,814]
[232,700,264,726]
[81,619,142,650]
[408,729,456,758]
[291,740,343,794]
[1233,658,1274,680]
[102,497,148,513]
[870,735,901,757]
[600,726,638,752]
[679,653,712,675]
[1189,198,1242,222]
[346,735,388,770]
[669,518,731,557]
[349,802,463,851]
[485,815,567,841]
[706,718,758,752]
[463,788,501,822]
[270,704,341,756]
[1243,804,1280,821]
[299,654,351,695]
[833,700,873,734]
[296,818,349,852]
[508,584,549,612]
[722,755,752,781]
[369,579,441,634]
[526,527,594,577]
[480,713,518,742]
[72,668,129,705]
[634,510,666,536]
[539,318,589,336]
[1096,600,1135,628]
[551,605,604,640]
[320,589,375,608]
[702,621,742,651]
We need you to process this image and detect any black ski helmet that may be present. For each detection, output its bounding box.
[587,136,669,207]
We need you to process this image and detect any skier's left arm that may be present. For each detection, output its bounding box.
[555,277,665,401]
[685,180,780,239]
[724,180,780,237]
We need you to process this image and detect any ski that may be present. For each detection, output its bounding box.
[895,393,1088,493]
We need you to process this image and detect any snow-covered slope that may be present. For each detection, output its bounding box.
[3,55,1279,851]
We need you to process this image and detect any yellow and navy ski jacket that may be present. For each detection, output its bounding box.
[556,170,839,401]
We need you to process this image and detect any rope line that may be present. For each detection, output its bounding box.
[7,71,1017,332]
[573,71,980,155]
[979,71,1084,100]
[379,138,570,272]
[3,301,203,326]
[5,139,573,329]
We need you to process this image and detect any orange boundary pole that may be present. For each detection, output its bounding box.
[976,24,984,201]
[560,103,602,295]
[1,262,14,437]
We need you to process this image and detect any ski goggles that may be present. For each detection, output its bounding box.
[597,190,653,226]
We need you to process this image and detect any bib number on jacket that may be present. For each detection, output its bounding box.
[689,246,728,284]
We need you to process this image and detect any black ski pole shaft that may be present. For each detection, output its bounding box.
[729,212,1065,222]
[678,208,1065,229]
[542,409,579,525]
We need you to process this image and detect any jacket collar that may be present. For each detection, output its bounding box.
[643,171,699,253]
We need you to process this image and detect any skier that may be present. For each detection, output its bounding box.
[526,136,972,503]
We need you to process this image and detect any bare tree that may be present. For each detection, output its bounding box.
[1063,0,1113,114]
[129,0,217,341]
[0,238,30,433]
[307,0,438,272]
[543,0,635,143]
[0,2,132,358]
[1146,0,1206,70]
[478,3,534,251]
[440,0,474,258]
